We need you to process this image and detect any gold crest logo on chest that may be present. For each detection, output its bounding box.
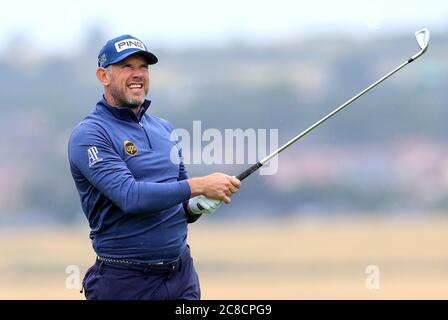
[124,140,138,155]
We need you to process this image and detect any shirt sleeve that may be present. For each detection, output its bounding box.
[68,123,191,215]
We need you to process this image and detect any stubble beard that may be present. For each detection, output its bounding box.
[109,84,148,110]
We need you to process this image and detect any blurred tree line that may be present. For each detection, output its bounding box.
[1,29,447,224]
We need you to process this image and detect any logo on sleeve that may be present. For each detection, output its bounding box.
[124,140,138,156]
[87,146,103,167]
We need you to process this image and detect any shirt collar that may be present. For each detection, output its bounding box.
[97,95,151,122]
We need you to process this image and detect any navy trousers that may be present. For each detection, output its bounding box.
[82,246,201,300]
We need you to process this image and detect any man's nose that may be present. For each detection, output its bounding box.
[131,68,146,78]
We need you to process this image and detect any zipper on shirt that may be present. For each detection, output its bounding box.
[139,121,153,149]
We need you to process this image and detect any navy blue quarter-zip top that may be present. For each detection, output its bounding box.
[68,97,193,262]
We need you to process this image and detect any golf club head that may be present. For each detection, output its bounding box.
[415,28,430,52]
[410,28,430,61]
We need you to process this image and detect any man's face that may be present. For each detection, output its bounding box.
[104,54,150,109]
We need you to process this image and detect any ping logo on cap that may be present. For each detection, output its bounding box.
[115,39,146,53]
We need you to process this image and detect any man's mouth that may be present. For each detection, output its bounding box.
[127,83,144,91]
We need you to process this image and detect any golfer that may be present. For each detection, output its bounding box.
[68,34,240,300]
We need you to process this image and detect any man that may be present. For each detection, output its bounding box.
[68,34,240,300]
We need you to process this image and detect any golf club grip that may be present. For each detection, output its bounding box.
[236,162,263,181]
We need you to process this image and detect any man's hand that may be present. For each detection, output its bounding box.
[187,173,241,204]
[188,195,222,215]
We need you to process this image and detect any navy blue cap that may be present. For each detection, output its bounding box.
[97,34,158,68]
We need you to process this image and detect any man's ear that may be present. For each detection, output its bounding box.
[96,67,110,86]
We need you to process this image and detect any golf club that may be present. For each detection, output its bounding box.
[236,28,430,181]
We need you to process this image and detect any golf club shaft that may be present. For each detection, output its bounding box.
[236,55,420,182]
[261,59,411,165]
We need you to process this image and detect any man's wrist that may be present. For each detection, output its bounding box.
[187,177,204,197]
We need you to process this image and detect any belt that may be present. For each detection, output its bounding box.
[97,256,180,266]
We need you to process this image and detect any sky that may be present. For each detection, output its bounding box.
[1,0,447,53]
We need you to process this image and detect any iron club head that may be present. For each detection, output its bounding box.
[415,28,430,52]
[410,28,430,61]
